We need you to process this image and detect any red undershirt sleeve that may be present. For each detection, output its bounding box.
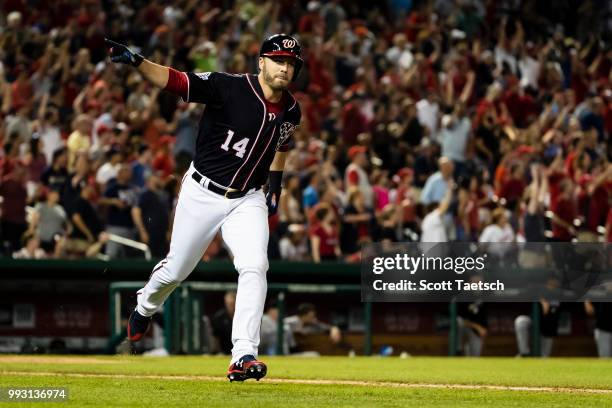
[165,68,189,101]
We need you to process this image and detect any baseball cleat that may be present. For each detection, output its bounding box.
[127,310,152,342]
[227,355,267,382]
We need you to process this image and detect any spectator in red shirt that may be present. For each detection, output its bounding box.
[0,165,28,253]
[404,3,429,43]
[10,67,33,111]
[499,163,526,208]
[371,168,390,213]
[0,140,20,181]
[298,1,324,35]
[458,175,481,241]
[152,135,175,180]
[500,76,537,128]
[341,95,368,146]
[474,82,504,130]
[551,179,577,241]
[583,163,612,233]
[393,167,417,231]
[310,206,340,263]
[547,151,568,207]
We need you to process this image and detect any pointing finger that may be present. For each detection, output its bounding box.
[104,38,122,49]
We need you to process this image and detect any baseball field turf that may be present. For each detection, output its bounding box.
[1,356,611,407]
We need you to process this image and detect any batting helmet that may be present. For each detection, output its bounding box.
[259,34,303,81]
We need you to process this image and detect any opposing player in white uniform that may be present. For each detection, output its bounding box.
[106,34,303,381]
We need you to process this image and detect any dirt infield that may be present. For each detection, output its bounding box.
[3,370,611,395]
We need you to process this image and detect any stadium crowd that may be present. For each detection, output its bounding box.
[0,0,610,262]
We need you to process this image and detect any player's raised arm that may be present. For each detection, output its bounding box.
[106,38,226,105]
[105,38,170,89]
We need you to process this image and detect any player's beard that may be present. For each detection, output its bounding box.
[263,67,288,92]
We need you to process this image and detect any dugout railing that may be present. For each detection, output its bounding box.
[108,281,370,355]
[108,281,547,357]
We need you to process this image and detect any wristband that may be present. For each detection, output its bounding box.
[133,53,144,67]
[268,171,283,195]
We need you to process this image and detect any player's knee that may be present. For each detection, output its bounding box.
[153,266,186,286]
[514,315,531,330]
[154,275,183,288]
[234,256,269,274]
[151,258,194,284]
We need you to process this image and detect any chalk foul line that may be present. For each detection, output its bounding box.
[2,371,611,395]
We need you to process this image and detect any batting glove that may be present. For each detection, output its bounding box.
[105,38,144,67]
[266,190,280,216]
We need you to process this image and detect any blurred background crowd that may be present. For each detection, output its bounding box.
[0,0,610,261]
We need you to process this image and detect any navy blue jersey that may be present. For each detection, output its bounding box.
[539,301,561,337]
[104,182,138,228]
[185,72,301,191]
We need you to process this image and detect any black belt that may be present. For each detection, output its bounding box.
[191,172,259,199]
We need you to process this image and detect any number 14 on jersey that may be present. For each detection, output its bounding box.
[220,130,249,158]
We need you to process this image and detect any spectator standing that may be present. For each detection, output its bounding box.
[279,224,310,261]
[99,164,138,258]
[29,188,67,254]
[0,166,28,253]
[344,145,373,208]
[40,147,69,193]
[310,206,341,263]
[437,102,471,178]
[420,156,454,205]
[211,291,236,355]
[132,174,170,258]
[340,189,374,255]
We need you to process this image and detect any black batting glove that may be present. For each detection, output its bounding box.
[266,171,283,216]
[105,38,144,67]
[266,190,280,216]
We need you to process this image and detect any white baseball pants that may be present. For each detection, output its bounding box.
[136,163,269,363]
[514,315,554,357]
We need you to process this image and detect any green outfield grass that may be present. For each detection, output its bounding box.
[1,356,611,407]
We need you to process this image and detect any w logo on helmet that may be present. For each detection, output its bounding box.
[260,34,303,81]
[282,39,296,49]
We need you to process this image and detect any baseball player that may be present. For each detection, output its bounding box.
[514,300,561,357]
[106,34,303,381]
[585,301,612,357]
[456,300,487,356]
